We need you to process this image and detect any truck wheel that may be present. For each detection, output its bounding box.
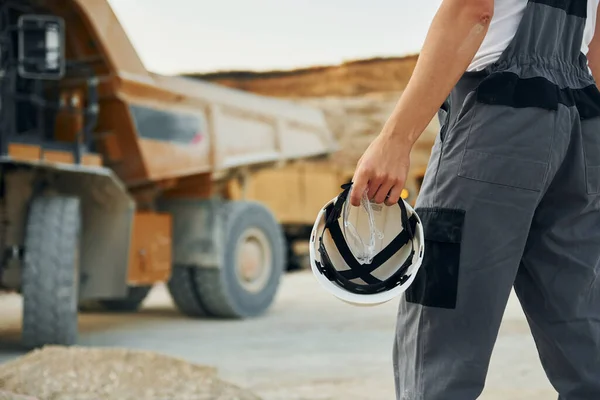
[22,196,81,349]
[198,201,285,318]
[98,285,153,312]
[167,265,207,317]
[168,201,285,319]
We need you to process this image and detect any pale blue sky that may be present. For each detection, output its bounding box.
[106,0,442,75]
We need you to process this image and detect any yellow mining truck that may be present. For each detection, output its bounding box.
[0,0,343,349]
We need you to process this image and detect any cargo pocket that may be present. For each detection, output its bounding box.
[405,207,465,310]
[457,102,554,192]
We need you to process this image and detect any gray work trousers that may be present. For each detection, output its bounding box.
[393,1,600,399]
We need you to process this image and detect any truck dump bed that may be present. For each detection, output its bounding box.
[57,0,338,186]
[149,73,337,172]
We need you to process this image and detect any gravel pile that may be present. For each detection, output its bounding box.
[0,346,260,400]
[0,390,37,400]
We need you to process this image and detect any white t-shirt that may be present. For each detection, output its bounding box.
[468,0,599,71]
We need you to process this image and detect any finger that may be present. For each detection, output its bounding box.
[367,183,382,201]
[373,180,394,204]
[385,184,404,206]
[350,170,369,207]
[367,175,385,200]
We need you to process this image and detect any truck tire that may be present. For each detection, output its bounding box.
[22,196,81,349]
[199,201,286,318]
[167,265,207,317]
[98,285,153,312]
[168,201,285,319]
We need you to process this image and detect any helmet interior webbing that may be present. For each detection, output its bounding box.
[315,183,419,295]
[326,209,418,283]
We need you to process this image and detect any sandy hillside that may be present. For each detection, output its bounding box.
[185,55,419,97]
[297,91,440,171]
[189,55,439,173]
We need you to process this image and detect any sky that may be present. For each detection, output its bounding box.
[106,0,442,75]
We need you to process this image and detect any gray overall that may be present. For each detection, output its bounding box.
[393,1,600,399]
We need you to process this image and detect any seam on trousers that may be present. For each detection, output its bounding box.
[433,99,452,206]
[433,130,445,205]
[398,304,426,400]
[456,174,542,192]
[583,151,593,194]
[538,107,559,203]
[580,116,600,195]
[417,304,425,399]
[457,99,479,182]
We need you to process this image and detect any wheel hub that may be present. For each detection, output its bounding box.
[236,227,272,293]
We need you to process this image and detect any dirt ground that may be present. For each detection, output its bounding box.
[0,271,555,400]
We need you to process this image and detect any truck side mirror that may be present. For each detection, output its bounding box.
[18,14,66,80]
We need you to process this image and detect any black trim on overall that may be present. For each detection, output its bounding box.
[530,0,587,17]
[315,183,419,295]
[474,72,600,120]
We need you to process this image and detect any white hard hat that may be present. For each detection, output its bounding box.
[309,183,424,306]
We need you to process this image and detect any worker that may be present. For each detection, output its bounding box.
[350,0,600,398]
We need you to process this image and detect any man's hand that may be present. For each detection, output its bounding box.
[350,132,412,207]
[348,0,494,208]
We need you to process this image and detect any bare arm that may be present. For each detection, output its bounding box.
[587,5,600,83]
[383,0,494,146]
[350,0,494,206]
